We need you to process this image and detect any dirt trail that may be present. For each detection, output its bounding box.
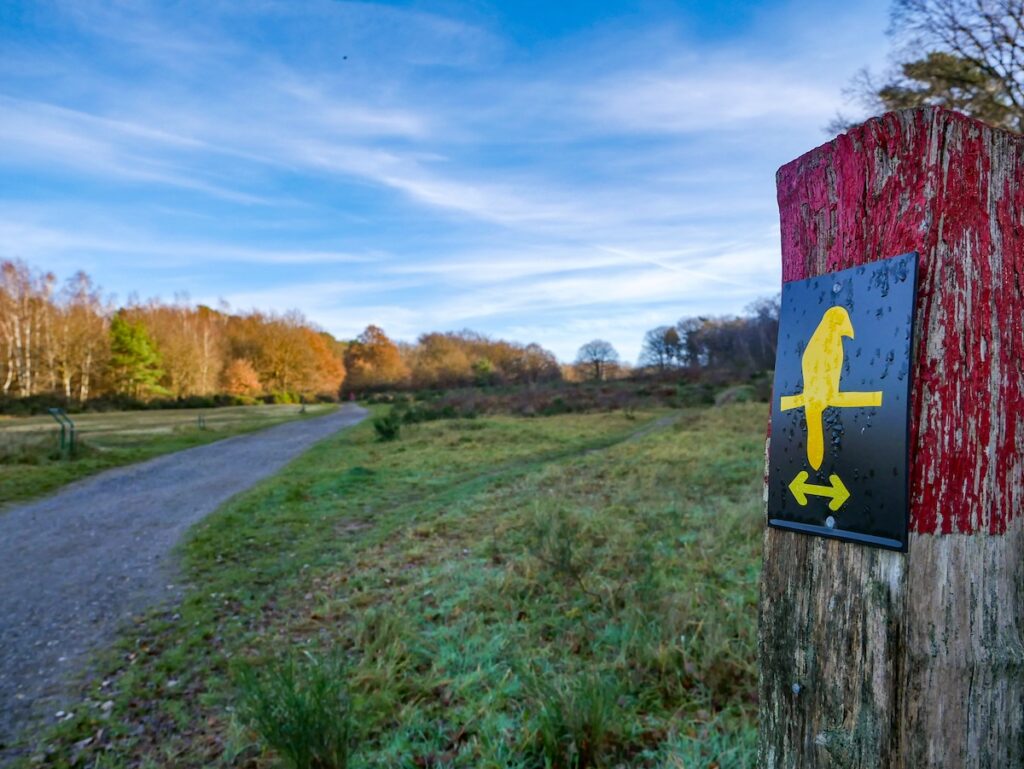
[0,404,367,751]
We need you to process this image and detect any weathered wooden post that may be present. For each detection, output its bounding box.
[759,108,1024,768]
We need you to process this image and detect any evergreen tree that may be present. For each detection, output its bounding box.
[109,314,164,398]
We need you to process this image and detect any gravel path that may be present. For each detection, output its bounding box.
[0,404,367,751]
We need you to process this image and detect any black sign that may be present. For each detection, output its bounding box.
[767,252,918,551]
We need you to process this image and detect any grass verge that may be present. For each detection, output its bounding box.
[17,404,766,768]
[0,404,337,506]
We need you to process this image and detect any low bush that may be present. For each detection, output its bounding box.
[677,382,716,407]
[528,507,591,587]
[234,651,353,769]
[265,390,302,405]
[524,670,624,769]
[372,410,402,441]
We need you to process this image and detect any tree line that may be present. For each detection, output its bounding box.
[566,297,779,383]
[2,258,779,406]
[0,260,563,406]
[632,296,779,380]
[343,326,562,393]
[0,260,345,404]
[565,296,778,382]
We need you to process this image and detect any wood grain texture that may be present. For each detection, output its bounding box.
[759,108,1024,768]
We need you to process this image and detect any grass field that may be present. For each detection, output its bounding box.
[0,404,337,506]
[22,404,767,768]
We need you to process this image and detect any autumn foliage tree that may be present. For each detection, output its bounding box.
[221,358,262,397]
[400,330,561,390]
[223,311,345,400]
[0,260,56,398]
[122,300,224,397]
[343,325,409,393]
[1,260,568,408]
[302,329,346,398]
[408,332,475,389]
[0,261,348,406]
[54,272,109,402]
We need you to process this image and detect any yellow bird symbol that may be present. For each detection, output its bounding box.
[779,306,882,470]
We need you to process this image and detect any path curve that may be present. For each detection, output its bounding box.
[0,404,367,749]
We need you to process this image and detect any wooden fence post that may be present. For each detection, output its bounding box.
[758,108,1024,768]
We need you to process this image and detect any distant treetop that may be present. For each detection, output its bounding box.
[832,0,1024,134]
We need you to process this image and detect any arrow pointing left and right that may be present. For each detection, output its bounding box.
[788,470,850,512]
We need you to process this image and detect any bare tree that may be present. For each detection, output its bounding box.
[517,342,561,386]
[639,326,683,372]
[575,339,619,381]
[671,297,779,376]
[834,0,1024,133]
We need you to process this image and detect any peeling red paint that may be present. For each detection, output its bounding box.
[776,108,1024,535]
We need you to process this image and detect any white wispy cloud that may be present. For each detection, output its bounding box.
[0,218,379,267]
[583,66,842,134]
[0,0,890,360]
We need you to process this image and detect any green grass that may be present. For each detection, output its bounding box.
[20,404,767,768]
[0,404,337,506]
[234,651,353,769]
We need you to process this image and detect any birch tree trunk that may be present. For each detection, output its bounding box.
[79,350,92,403]
[759,108,1024,768]
[1,343,12,395]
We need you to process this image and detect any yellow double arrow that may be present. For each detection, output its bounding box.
[788,471,850,511]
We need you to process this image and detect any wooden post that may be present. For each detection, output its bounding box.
[759,108,1024,768]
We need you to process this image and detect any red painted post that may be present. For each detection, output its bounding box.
[759,108,1024,768]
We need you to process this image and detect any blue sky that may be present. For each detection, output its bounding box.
[0,0,889,362]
